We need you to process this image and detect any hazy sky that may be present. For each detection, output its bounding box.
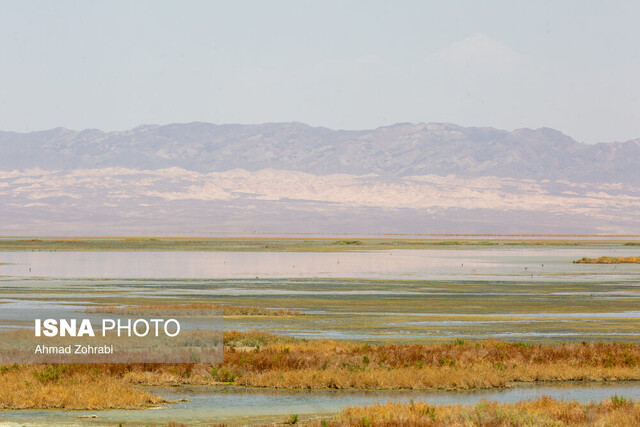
[2,0,639,143]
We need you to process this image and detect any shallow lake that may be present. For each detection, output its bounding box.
[1,247,640,342]
[1,247,640,281]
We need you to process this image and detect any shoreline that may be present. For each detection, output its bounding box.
[0,236,639,252]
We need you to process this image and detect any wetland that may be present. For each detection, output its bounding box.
[1,238,640,424]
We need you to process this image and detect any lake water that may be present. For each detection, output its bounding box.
[2,382,640,425]
[1,247,640,342]
[1,247,639,281]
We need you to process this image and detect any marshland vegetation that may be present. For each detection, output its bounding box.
[3,241,640,418]
[322,395,640,426]
[0,363,165,410]
[87,303,303,317]
[4,331,640,410]
[0,236,636,252]
[219,332,640,390]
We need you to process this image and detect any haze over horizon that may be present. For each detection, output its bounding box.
[2,1,640,143]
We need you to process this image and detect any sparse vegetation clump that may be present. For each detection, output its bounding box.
[87,303,302,317]
[431,241,462,246]
[574,256,640,264]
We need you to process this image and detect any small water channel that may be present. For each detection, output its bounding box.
[2,382,640,426]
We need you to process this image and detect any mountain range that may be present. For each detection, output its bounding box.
[2,122,639,184]
[1,122,638,235]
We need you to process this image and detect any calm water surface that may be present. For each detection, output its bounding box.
[1,248,640,281]
[2,383,640,426]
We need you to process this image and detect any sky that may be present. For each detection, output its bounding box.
[1,0,639,143]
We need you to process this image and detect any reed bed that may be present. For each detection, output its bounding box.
[574,256,640,264]
[320,396,640,426]
[10,331,640,390]
[223,334,640,389]
[4,331,640,410]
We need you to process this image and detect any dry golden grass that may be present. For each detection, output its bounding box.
[574,256,640,264]
[227,337,640,389]
[4,331,640,411]
[22,331,639,391]
[316,396,640,426]
[87,303,302,317]
[0,364,166,409]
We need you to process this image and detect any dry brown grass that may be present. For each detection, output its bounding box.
[87,303,302,317]
[315,396,640,426]
[226,337,640,390]
[0,364,166,409]
[4,332,640,411]
[574,256,640,264]
[48,332,640,390]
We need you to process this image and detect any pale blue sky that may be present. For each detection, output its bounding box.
[1,0,639,142]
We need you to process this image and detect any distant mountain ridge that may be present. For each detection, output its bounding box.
[1,122,639,184]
